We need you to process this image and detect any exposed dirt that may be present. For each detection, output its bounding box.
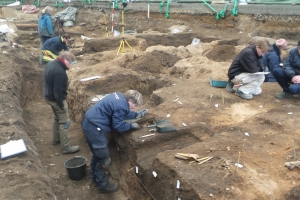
[1,6,300,200]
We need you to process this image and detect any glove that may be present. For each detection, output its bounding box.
[136,109,148,119]
[131,122,140,129]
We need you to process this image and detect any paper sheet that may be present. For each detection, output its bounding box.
[0,139,27,159]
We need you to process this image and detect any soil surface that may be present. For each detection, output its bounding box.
[1,6,300,200]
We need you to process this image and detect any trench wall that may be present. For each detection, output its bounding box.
[0,50,55,199]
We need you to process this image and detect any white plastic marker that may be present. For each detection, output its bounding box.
[139,133,155,138]
[235,163,243,168]
[182,123,187,127]
[135,166,139,174]
[152,171,157,177]
[80,76,102,82]
[176,180,180,189]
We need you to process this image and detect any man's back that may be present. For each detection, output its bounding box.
[42,36,68,55]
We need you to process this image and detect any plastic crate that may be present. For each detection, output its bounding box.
[209,77,227,88]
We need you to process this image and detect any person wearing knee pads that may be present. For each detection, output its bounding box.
[273,40,300,99]
[44,51,79,154]
[82,90,147,193]
[226,39,270,100]
[41,34,70,63]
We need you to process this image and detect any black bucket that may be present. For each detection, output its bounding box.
[64,156,87,180]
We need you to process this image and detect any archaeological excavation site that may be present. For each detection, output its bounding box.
[1,0,300,199]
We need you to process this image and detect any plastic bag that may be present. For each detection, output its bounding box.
[191,38,200,45]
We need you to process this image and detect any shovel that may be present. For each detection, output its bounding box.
[147,120,176,133]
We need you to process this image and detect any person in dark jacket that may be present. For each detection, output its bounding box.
[82,90,147,193]
[44,51,79,154]
[38,6,54,44]
[273,40,300,99]
[226,39,270,100]
[261,39,287,82]
[41,34,70,63]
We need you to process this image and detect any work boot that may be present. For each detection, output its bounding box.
[62,145,80,154]
[275,91,293,99]
[235,89,253,100]
[99,183,119,193]
[226,81,235,93]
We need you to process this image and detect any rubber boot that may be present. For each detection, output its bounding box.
[60,123,80,154]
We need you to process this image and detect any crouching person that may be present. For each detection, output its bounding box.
[44,51,80,154]
[41,34,70,64]
[273,40,300,99]
[226,39,270,100]
[82,90,147,193]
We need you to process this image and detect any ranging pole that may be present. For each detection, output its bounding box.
[147,2,150,19]
[111,2,115,36]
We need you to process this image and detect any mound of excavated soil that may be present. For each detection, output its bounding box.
[205,45,236,62]
[122,50,180,74]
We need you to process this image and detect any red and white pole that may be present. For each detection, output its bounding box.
[111,2,115,36]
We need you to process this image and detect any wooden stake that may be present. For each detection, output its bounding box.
[210,94,212,102]
[222,92,224,105]
[293,140,296,158]
[236,151,241,172]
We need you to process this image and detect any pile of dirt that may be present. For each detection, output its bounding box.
[122,50,180,74]
[205,44,236,62]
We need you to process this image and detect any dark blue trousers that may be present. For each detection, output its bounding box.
[82,118,110,190]
[272,68,300,94]
[40,35,51,45]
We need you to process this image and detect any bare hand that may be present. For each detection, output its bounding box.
[292,75,300,84]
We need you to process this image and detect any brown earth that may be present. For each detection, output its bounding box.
[1,5,300,200]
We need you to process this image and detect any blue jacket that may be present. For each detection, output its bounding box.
[42,36,68,55]
[38,12,54,36]
[283,47,300,79]
[44,59,68,109]
[228,45,261,80]
[261,44,281,73]
[84,92,138,133]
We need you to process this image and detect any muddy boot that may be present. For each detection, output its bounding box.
[62,145,80,154]
[59,122,80,154]
[99,183,119,193]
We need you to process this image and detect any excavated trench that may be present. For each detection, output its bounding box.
[4,6,300,199]
[12,29,228,199]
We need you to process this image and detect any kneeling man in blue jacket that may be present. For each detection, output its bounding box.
[82,90,147,193]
